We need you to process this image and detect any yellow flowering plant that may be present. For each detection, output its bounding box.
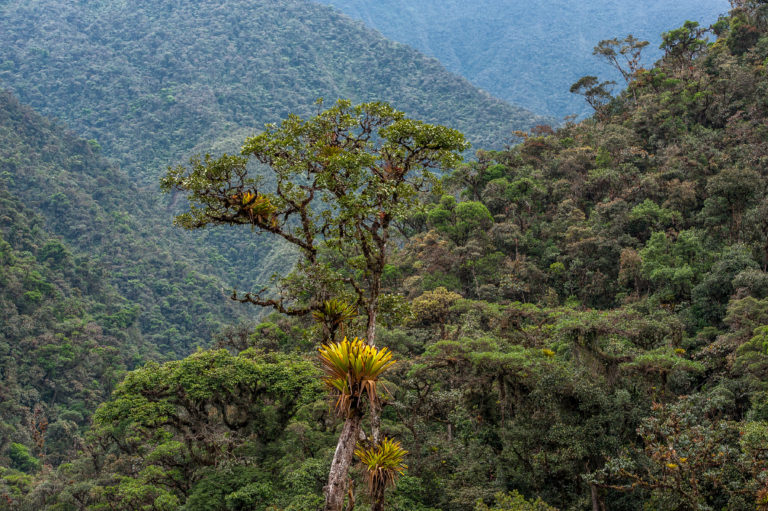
[318,337,395,415]
[355,437,408,508]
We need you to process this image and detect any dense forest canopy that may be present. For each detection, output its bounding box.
[0,91,247,355]
[0,180,138,469]
[314,0,729,119]
[0,0,549,354]
[4,0,768,510]
[0,0,546,182]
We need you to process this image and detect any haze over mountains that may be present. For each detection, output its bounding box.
[0,0,547,182]
[315,0,731,119]
[0,0,552,358]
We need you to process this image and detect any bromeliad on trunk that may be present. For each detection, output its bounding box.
[319,337,399,511]
[355,437,408,511]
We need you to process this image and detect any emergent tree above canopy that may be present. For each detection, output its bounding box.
[161,99,469,345]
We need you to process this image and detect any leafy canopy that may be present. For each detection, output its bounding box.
[162,99,468,320]
[162,99,467,239]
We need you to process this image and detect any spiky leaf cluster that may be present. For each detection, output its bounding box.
[318,337,394,415]
[312,299,358,340]
[354,437,408,494]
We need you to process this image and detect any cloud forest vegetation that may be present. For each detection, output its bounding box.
[3,1,768,510]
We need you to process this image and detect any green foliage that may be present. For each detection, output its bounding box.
[660,20,710,64]
[0,91,249,357]
[8,5,768,511]
[0,467,34,509]
[355,437,408,503]
[38,349,328,510]
[7,444,39,474]
[318,337,395,414]
[186,468,273,511]
[570,76,616,115]
[455,202,494,245]
[94,349,322,441]
[593,35,650,84]
[0,182,139,468]
[590,397,766,510]
[0,0,543,180]
[0,0,548,398]
[639,230,709,303]
[313,0,725,118]
[428,198,493,245]
[691,246,759,326]
[475,491,558,511]
[350,9,768,508]
[163,100,468,327]
[312,299,358,342]
[411,287,463,338]
[628,199,681,239]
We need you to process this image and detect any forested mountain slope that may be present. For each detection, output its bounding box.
[0,0,548,355]
[0,181,139,470]
[0,92,246,355]
[315,0,729,119]
[7,4,768,510]
[0,0,546,182]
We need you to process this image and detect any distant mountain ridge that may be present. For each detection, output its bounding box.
[314,0,730,119]
[0,0,551,357]
[0,0,547,183]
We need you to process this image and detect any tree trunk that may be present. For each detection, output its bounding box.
[370,400,381,446]
[590,483,601,511]
[325,411,363,511]
[365,295,381,445]
[366,305,377,346]
[371,484,386,511]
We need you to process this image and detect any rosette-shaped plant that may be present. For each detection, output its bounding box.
[355,438,408,511]
[312,299,358,341]
[318,337,394,416]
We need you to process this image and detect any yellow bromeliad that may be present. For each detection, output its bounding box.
[318,337,394,415]
[355,437,408,495]
[237,191,278,227]
[312,299,358,340]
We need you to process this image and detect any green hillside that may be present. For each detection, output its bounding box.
[5,2,768,510]
[0,92,248,356]
[0,181,139,470]
[0,0,547,182]
[0,0,549,362]
[315,0,729,119]
[5,4,768,509]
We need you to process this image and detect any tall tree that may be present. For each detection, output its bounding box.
[660,20,709,70]
[162,99,467,347]
[569,76,616,118]
[319,337,397,511]
[162,99,467,509]
[593,35,649,84]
